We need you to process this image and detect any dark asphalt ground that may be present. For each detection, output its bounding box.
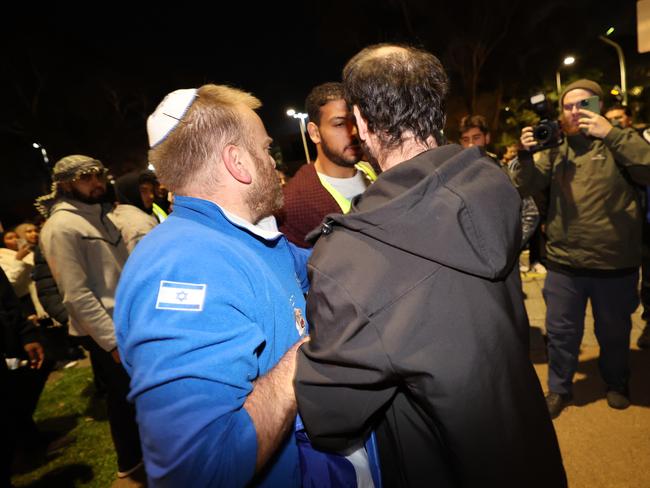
[523,271,650,488]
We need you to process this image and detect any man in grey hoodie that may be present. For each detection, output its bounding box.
[36,155,145,486]
[294,44,567,488]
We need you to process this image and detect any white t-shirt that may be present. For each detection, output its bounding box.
[318,171,369,201]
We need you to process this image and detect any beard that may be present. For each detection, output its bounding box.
[67,186,109,205]
[321,137,361,169]
[560,114,581,136]
[245,151,284,224]
[360,139,380,171]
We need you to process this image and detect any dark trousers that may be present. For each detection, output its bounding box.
[1,361,14,488]
[529,229,546,266]
[77,337,142,472]
[543,270,639,395]
[8,360,52,440]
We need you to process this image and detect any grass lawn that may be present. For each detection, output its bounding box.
[11,364,118,487]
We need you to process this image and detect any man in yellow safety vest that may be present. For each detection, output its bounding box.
[277,82,376,248]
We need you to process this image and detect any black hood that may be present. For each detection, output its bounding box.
[114,172,147,212]
[319,144,522,280]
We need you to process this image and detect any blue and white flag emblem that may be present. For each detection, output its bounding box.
[156,280,207,312]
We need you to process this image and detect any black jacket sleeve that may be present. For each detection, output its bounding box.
[31,243,68,325]
[0,267,39,356]
[295,268,397,452]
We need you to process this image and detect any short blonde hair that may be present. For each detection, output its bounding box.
[149,84,261,193]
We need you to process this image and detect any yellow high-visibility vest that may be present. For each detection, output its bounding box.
[316,162,378,214]
[152,202,168,223]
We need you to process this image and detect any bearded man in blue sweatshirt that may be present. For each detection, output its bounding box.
[114,85,310,487]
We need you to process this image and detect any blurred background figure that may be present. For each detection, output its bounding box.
[276,168,289,186]
[458,114,539,251]
[138,170,169,223]
[0,227,35,318]
[500,143,519,167]
[111,172,159,253]
[458,114,496,156]
[1,262,75,481]
[604,104,650,349]
[1,266,48,485]
[15,222,82,372]
[14,223,47,320]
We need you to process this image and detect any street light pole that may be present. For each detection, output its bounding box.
[295,114,310,165]
[556,55,576,110]
[286,109,311,164]
[598,35,628,106]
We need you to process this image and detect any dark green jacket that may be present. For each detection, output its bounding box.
[510,127,650,270]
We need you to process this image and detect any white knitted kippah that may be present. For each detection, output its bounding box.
[147,88,198,148]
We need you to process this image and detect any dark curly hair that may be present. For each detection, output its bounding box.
[305,82,345,125]
[342,43,449,149]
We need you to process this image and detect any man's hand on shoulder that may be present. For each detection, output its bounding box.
[244,336,309,472]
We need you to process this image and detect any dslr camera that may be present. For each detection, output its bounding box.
[529,93,563,153]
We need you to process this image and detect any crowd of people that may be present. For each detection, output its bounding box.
[2,41,650,488]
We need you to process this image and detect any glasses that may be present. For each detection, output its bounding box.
[72,168,108,183]
[562,100,591,112]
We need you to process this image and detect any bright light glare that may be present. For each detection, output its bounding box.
[286,109,296,116]
[147,163,155,171]
[563,56,575,66]
[32,142,40,148]
[606,27,614,36]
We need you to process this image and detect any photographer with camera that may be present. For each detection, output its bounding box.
[511,79,650,419]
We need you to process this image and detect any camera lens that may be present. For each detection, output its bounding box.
[533,124,551,143]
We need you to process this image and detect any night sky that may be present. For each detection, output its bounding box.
[1,1,645,226]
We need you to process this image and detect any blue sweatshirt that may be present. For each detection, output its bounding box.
[115,196,308,487]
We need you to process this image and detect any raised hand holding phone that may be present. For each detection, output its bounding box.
[578,95,612,139]
[580,95,600,115]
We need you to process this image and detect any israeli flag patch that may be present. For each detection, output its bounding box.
[156,280,207,312]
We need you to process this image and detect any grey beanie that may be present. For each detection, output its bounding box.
[560,79,604,104]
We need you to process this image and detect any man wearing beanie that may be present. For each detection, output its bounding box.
[36,155,145,486]
[511,79,650,418]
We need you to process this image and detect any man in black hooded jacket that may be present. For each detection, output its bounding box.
[294,44,567,488]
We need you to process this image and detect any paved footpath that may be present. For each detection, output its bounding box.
[522,271,650,488]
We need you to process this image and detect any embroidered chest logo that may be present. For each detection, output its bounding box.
[289,294,306,336]
[294,308,306,336]
[591,150,606,161]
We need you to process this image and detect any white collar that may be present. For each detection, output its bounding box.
[219,207,282,241]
